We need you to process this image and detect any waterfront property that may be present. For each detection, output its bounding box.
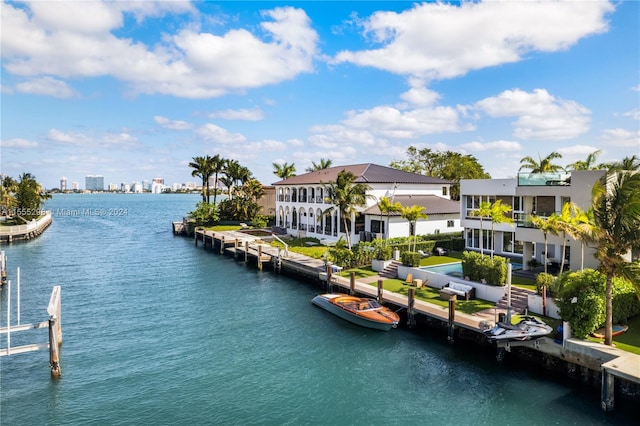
[460,170,607,272]
[0,211,52,243]
[272,163,462,245]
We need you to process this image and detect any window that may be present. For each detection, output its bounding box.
[442,186,448,196]
[447,220,454,227]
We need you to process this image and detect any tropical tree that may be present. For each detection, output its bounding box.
[570,206,594,271]
[225,160,252,199]
[210,154,226,205]
[322,170,372,249]
[591,170,640,346]
[554,202,584,275]
[519,151,564,173]
[306,158,332,172]
[400,205,428,252]
[377,196,402,244]
[273,162,297,180]
[488,200,514,259]
[390,147,489,200]
[0,176,18,216]
[609,155,640,172]
[14,173,50,221]
[530,214,560,274]
[471,201,492,257]
[566,150,603,171]
[189,156,213,203]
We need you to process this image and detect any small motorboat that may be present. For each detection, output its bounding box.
[484,315,553,342]
[311,293,400,331]
[591,324,629,339]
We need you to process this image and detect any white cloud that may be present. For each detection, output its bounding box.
[1,3,318,99]
[154,116,193,130]
[196,124,246,144]
[208,108,265,121]
[333,1,614,79]
[102,132,138,147]
[15,76,77,98]
[601,128,640,148]
[623,109,639,121]
[461,140,522,152]
[47,129,92,145]
[475,89,591,140]
[1,138,38,149]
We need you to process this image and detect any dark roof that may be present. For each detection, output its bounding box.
[363,195,460,216]
[272,163,451,185]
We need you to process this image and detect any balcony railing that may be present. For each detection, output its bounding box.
[515,212,558,228]
[517,172,571,186]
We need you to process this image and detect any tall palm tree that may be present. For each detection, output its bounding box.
[489,199,514,259]
[273,162,297,180]
[609,155,640,171]
[591,170,640,346]
[571,207,595,271]
[210,154,226,205]
[225,160,251,199]
[189,156,213,202]
[472,201,492,257]
[1,176,18,216]
[566,150,602,171]
[553,202,581,275]
[400,205,428,252]
[530,214,560,274]
[322,170,371,249]
[377,196,402,244]
[519,151,564,173]
[306,158,333,172]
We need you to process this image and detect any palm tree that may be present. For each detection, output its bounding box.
[400,205,428,252]
[225,160,252,199]
[189,156,213,203]
[566,150,602,171]
[519,151,564,173]
[472,201,492,257]
[273,162,297,180]
[488,199,514,259]
[322,170,372,249]
[609,155,640,171]
[377,196,402,244]
[306,158,333,172]
[553,202,581,275]
[591,170,640,346]
[571,207,595,271]
[1,176,18,216]
[210,154,226,205]
[530,214,560,274]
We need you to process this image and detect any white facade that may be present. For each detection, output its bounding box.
[273,164,461,245]
[460,170,606,271]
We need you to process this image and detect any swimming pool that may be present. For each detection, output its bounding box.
[421,262,522,276]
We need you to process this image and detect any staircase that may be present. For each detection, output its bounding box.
[378,261,402,279]
[496,286,533,314]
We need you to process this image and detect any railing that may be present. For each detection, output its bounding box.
[0,212,52,236]
[515,212,558,228]
[517,172,571,187]
[271,233,289,257]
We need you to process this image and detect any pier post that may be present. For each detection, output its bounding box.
[1,250,7,285]
[234,239,239,260]
[49,317,61,378]
[349,272,355,295]
[377,279,383,302]
[326,265,332,293]
[447,295,456,343]
[601,368,615,411]
[194,230,198,246]
[407,288,416,328]
[220,236,225,254]
[258,245,263,270]
[245,241,249,264]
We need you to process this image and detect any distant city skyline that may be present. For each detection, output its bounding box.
[2,1,638,189]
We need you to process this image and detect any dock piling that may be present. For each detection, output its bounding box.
[407,288,416,328]
[377,279,383,302]
[447,295,456,343]
[349,272,355,295]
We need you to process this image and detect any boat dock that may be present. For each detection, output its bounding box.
[190,227,640,411]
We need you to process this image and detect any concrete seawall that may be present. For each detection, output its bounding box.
[0,212,52,243]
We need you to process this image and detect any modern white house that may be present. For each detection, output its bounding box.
[272,163,462,245]
[460,170,606,272]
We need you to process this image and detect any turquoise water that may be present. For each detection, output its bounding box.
[422,262,522,276]
[0,193,633,425]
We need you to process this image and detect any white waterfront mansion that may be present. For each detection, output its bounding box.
[460,170,606,272]
[273,163,462,245]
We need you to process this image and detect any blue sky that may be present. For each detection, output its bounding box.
[1,0,638,190]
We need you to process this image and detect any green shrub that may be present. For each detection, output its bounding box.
[612,277,640,324]
[554,269,606,339]
[536,273,556,295]
[460,251,508,285]
[374,245,393,261]
[401,251,421,267]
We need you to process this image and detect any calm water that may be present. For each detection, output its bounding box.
[0,193,633,425]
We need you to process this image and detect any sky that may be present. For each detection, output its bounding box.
[1,0,639,190]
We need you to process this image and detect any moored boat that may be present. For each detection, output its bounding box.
[311,293,400,331]
[484,315,553,342]
[591,324,629,339]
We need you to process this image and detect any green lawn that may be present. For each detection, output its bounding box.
[586,315,640,355]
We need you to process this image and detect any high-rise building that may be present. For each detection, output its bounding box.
[85,175,104,191]
[60,177,68,191]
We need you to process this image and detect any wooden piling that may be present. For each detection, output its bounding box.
[234,239,239,260]
[1,251,7,285]
[326,265,332,293]
[245,241,249,263]
[220,236,225,254]
[258,245,263,270]
[601,368,615,411]
[447,295,456,343]
[377,279,383,302]
[47,286,62,378]
[407,288,416,328]
[350,272,355,295]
